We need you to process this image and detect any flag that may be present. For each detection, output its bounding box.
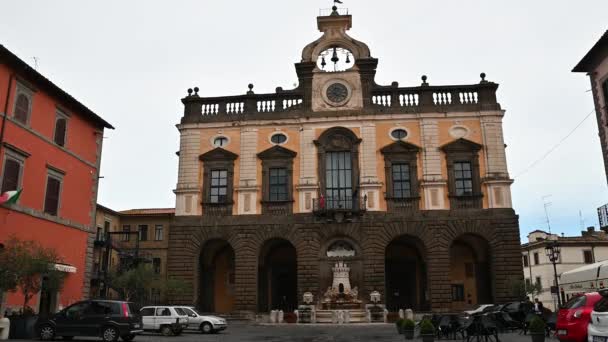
[0,189,22,205]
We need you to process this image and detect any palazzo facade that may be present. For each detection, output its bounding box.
[168,9,523,315]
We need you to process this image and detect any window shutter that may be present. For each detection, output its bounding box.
[54,118,67,146]
[44,177,61,215]
[1,159,21,193]
[14,94,29,124]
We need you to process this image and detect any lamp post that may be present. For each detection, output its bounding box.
[545,241,562,308]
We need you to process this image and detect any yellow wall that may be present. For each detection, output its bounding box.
[450,243,478,310]
[213,248,235,313]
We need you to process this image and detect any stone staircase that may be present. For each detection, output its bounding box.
[315,309,368,323]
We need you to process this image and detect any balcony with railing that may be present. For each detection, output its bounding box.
[181,74,500,124]
[312,196,366,221]
[386,197,420,215]
[449,195,483,210]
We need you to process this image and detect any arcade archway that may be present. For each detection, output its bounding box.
[258,239,297,312]
[385,235,428,311]
[449,234,492,310]
[199,240,235,313]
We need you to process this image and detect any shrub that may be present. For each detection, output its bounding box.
[420,319,435,335]
[403,319,416,330]
[396,318,405,328]
[528,316,546,334]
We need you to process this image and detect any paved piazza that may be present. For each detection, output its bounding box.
[27,324,557,342]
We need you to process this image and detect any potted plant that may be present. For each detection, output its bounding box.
[528,316,546,342]
[403,319,415,340]
[396,318,405,334]
[419,319,436,342]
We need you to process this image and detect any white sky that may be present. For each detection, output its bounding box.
[2,0,608,242]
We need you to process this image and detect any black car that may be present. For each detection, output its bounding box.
[35,300,143,342]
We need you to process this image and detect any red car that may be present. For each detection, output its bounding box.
[557,292,602,342]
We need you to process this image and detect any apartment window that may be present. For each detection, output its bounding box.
[533,252,540,265]
[325,151,353,209]
[13,84,33,125]
[96,227,103,241]
[391,163,411,198]
[121,225,131,242]
[210,170,228,203]
[584,250,594,264]
[43,169,63,216]
[441,139,482,208]
[451,284,465,302]
[523,255,529,267]
[535,276,542,287]
[138,225,148,241]
[454,162,473,196]
[269,168,288,201]
[155,225,163,241]
[525,278,532,288]
[152,258,161,274]
[1,150,25,193]
[54,111,68,147]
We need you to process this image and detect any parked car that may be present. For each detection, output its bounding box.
[464,304,495,317]
[557,292,601,342]
[588,290,608,342]
[139,306,189,336]
[35,300,143,342]
[502,301,531,323]
[177,306,227,334]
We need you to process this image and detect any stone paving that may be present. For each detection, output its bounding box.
[25,324,561,342]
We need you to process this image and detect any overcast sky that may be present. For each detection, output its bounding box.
[2,0,608,241]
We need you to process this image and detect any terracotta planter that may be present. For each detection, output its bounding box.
[530,333,545,342]
[403,329,415,340]
[421,333,435,342]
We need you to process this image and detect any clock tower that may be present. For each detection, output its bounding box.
[297,7,375,112]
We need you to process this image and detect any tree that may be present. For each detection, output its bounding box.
[0,236,65,312]
[108,263,155,302]
[163,278,191,303]
[508,276,543,300]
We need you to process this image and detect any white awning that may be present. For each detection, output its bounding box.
[560,259,608,293]
[52,263,77,273]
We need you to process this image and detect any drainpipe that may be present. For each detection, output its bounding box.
[0,74,14,157]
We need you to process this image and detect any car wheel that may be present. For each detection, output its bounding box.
[201,322,213,334]
[160,325,173,336]
[102,326,119,342]
[121,334,135,342]
[39,324,56,341]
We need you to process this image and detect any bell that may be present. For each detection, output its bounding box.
[331,47,339,64]
[321,56,327,69]
[345,53,351,64]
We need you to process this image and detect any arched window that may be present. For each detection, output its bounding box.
[14,93,30,125]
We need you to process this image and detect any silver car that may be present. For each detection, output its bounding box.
[177,306,227,334]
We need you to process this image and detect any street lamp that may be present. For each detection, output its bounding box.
[545,241,562,308]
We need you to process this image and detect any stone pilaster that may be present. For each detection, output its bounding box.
[175,128,201,216]
[359,123,382,210]
[480,114,513,209]
[237,128,259,215]
[297,127,318,213]
[419,119,447,209]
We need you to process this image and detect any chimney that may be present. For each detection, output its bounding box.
[588,226,596,232]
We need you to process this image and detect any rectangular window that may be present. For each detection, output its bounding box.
[523,255,529,267]
[13,84,33,125]
[153,258,161,274]
[121,225,131,242]
[43,170,63,216]
[269,168,288,201]
[454,161,473,196]
[391,163,411,198]
[533,252,540,265]
[103,220,110,239]
[325,151,353,209]
[53,111,68,147]
[535,276,542,287]
[1,151,25,193]
[155,225,164,241]
[210,169,228,203]
[96,227,103,241]
[451,284,465,301]
[525,278,531,288]
[138,225,148,241]
[584,250,594,264]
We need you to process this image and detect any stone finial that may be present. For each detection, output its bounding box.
[421,75,429,86]
[480,72,487,83]
[247,83,254,94]
[276,86,283,93]
[193,87,199,95]
[187,88,193,96]
[370,290,381,303]
[391,81,399,88]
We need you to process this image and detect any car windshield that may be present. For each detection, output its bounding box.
[182,307,196,316]
[174,307,187,316]
[595,297,608,312]
[563,295,586,309]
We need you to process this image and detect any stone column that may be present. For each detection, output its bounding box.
[175,128,202,216]
[490,214,523,304]
[359,123,382,210]
[297,127,318,213]
[236,128,259,215]
[296,225,320,305]
[419,119,447,210]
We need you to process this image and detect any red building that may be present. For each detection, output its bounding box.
[0,45,113,314]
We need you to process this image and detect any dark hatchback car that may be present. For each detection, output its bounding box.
[35,300,143,342]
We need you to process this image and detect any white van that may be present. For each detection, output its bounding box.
[139,306,189,336]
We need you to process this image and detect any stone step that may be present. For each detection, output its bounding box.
[314,309,368,324]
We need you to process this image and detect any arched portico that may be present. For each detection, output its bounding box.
[449,234,492,310]
[198,239,235,313]
[257,238,298,312]
[385,235,428,311]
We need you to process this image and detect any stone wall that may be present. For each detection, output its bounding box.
[167,209,522,313]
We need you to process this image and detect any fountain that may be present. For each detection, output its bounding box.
[321,261,362,310]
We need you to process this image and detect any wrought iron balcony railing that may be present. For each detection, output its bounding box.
[312,196,366,215]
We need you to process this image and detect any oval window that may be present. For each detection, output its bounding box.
[391,129,407,140]
[271,133,287,145]
[213,136,228,147]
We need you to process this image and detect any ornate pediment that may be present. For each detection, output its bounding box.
[314,127,361,150]
[380,141,420,155]
[440,138,483,153]
[199,147,238,161]
[257,145,297,160]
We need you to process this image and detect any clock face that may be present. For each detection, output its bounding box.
[326,83,349,104]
